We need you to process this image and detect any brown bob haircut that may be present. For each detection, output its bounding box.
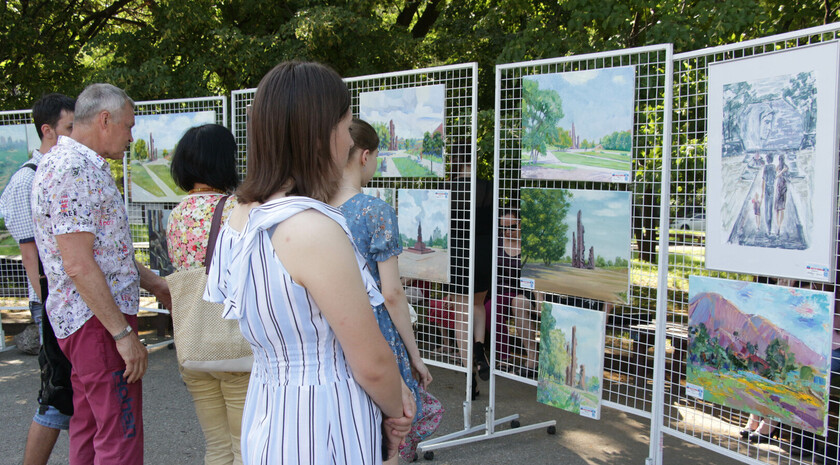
[238,61,350,204]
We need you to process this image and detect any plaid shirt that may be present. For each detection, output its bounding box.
[0,149,44,303]
[32,136,139,338]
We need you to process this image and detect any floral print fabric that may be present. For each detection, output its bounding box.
[31,136,139,339]
[166,193,237,272]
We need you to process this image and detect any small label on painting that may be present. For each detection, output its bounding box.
[520,278,535,289]
[611,173,630,183]
[579,406,598,419]
[685,383,704,399]
[805,264,829,279]
[434,191,449,200]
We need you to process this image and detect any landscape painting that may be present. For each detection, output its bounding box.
[537,302,605,419]
[0,123,39,195]
[146,208,174,277]
[521,67,635,182]
[129,111,216,203]
[362,187,395,208]
[520,188,630,303]
[687,276,835,434]
[359,85,446,178]
[706,42,839,281]
[397,189,450,282]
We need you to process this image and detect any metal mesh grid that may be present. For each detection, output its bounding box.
[494,45,672,421]
[128,97,227,288]
[663,25,840,465]
[232,64,479,378]
[0,109,37,315]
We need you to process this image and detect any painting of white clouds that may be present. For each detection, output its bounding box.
[397,189,450,282]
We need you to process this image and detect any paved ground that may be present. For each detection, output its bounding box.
[0,339,749,465]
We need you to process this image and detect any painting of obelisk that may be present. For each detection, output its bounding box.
[397,189,450,282]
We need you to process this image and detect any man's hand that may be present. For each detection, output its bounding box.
[116,332,148,383]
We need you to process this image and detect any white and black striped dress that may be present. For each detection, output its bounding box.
[205,197,386,465]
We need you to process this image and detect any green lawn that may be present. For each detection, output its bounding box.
[552,151,630,171]
[392,157,436,177]
[130,162,165,197]
[0,232,20,256]
[147,164,186,195]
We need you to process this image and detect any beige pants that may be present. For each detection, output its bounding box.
[180,366,250,465]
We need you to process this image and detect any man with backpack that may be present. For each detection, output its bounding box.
[0,93,75,465]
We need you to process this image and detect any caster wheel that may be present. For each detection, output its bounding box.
[548,425,557,435]
[423,450,434,460]
[511,419,521,428]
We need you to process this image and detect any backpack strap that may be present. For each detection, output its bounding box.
[22,162,37,172]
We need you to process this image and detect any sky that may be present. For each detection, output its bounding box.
[525,66,634,143]
[544,302,605,373]
[359,84,445,140]
[132,110,216,151]
[689,276,834,355]
[397,189,449,240]
[560,189,631,261]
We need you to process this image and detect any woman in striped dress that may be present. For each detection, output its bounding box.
[204,61,414,465]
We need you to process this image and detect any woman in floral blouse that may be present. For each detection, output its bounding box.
[166,123,247,465]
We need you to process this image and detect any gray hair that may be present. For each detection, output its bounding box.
[74,83,134,124]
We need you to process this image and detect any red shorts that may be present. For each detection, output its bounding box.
[58,314,143,465]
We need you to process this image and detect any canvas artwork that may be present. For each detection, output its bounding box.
[706,42,840,281]
[129,111,216,203]
[520,188,631,303]
[359,84,446,178]
[396,189,450,282]
[521,67,635,182]
[686,276,835,434]
[146,208,174,277]
[537,302,606,419]
[0,123,39,195]
[362,187,395,208]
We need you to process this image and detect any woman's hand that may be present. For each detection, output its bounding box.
[411,357,433,389]
[382,381,416,459]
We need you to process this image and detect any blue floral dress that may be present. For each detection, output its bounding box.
[340,193,442,459]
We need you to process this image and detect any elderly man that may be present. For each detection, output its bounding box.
[31,83,171,465]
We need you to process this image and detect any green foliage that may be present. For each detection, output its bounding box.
[133,139,148,161]
[521,79,564,164]
[372,122,391,152]
[600,130,631,151]
[521,189,571,266]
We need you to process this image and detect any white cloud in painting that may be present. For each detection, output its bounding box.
[132,111,216,151]
[359,84,445,140]
[397,189,450,240]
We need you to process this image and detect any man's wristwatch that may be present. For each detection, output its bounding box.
[113,325,133,341]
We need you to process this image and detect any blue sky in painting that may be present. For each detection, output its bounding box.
[132,111,216,151]
[561,189,631,262]
[545,302,605,372]
[359,84,445,140]
[525,67,634,143]
[397,189,449,239]
[0,124,27,146]
[689,276,834,354]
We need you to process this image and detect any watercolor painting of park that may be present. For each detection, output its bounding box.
[537,302,606,419]
[705,42,839,281]
[686,276,835,434]
[396,189,450,282]
[0,123,39,194]
[521,67,635,182]
[129,111,216,203]
[520,188,631,303]
[359,84,446,178]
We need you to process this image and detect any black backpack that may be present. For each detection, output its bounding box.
[22,162,74,416]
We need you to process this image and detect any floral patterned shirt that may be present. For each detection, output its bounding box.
[166,193,237,272]
[31,136,139,339]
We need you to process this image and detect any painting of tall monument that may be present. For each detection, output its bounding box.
[537,302,606,419]
[705,42,839,281]
[686,276,835,434]
[396,189,450,282]
[359,84,446,178]
[129,110,216,203]
[521,67,635,182]
[520,188,631,303]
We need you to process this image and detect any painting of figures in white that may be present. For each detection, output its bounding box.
[359,85,446,178]
[397,189,450,282]
[706,43,839,281]
[521,67,635,182]
[129,110,216,203]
